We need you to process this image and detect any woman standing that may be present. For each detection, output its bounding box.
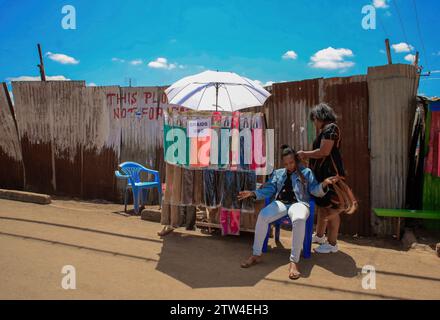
[297,103,345,254]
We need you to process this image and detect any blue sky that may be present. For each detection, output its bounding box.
[1,0,439,96]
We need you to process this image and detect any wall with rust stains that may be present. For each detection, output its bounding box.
[0,83,24,190]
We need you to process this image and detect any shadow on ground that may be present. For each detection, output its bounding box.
[155,231,359,288]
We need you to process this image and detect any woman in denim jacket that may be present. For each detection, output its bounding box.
[238,145,339,279]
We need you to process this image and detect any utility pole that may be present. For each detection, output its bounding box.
[385,39,392,65]
[37,43,46,81]
[414,51,419,67]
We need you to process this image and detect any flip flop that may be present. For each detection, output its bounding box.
[157,227,175,237]
[240,257,261,268]
[288,265,301,280]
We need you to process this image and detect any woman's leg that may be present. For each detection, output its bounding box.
[326,209,342,246]
[287,203,310,263]
[252,201,288,256]
[315,206,328,238]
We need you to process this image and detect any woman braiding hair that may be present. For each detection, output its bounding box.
[238,144,340,280]
[297,103,357,254]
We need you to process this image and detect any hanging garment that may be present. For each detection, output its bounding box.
[425,104,440,178]
[221,171,241,210]
[239,171,256,213]
[192,169,205,206]
[163,163,175,204]
[239,112,253,170]
[220,208,241,236]
[251,113,266,170]
[219,114,232,169]
[203,169,223,208]
[230,111,240,170]
[170,164,183,205]
[406,101,426,209]
[210,111,222,168]
[181,167,195,205]
[160,203,183,228]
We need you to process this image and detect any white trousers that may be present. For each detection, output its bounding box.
[253,201,310,263]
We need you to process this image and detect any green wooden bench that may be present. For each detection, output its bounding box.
[373,208,440,240]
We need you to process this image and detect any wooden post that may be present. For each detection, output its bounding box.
[37,43,46,81]
[414,51,419,66]
[385,39,392,65]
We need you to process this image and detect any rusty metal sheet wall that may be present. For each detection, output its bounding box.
[11,81,122,201]
[271,79,321,168]
[320,76,371,235]
[368,64,419,235]
[0,83,24,190]
[81,86,121,201]
[12,81,85,194]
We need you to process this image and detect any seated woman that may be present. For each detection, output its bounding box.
[238,145,339,280]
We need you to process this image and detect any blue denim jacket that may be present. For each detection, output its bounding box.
[254,166,327,207]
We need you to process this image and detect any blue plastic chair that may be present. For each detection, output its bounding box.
[114,162,162,214]
[262,199,315,259]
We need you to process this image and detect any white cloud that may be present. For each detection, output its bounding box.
[112,57,125,63]
[404,54,416,63]
[148,57,181,70]
[254,80,274,87]
[7,75,70,81]
[130,59,143,65]
[87,82,97,87]
[282,50,298,60]
[309,47,355,70]
[392,42,414,53]
[46,52,79,65]
[373,0,389,9]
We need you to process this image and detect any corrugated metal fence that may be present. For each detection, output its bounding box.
[0,64,419,236]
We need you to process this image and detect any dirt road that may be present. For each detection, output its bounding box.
[0,198,439,299]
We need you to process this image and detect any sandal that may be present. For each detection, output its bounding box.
[288,263,301,280]
[240,256,261,268]
[157,227,175,237]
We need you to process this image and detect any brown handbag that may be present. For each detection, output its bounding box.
[328,126,358,215]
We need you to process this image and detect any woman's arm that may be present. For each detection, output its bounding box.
[298,139,334,160]
[238,172,278,201]
[305,169,340,197]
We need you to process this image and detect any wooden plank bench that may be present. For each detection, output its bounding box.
[373,208,440,240]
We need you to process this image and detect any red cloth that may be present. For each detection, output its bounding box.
[220,208,240,236]
[425,111,440,177]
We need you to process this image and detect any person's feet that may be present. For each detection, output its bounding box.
[240,255,262,268]
[312,233,327,244]
[288,262,301,280]
[314,243,339,253]
[157,226,175,237]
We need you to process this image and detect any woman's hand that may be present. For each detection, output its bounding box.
[322,176,341,188]
[237,191,255,201]
[297,150,307,160]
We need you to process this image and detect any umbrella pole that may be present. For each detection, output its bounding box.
[215,83,219,112]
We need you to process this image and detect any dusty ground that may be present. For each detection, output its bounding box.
[0,198,439,300]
